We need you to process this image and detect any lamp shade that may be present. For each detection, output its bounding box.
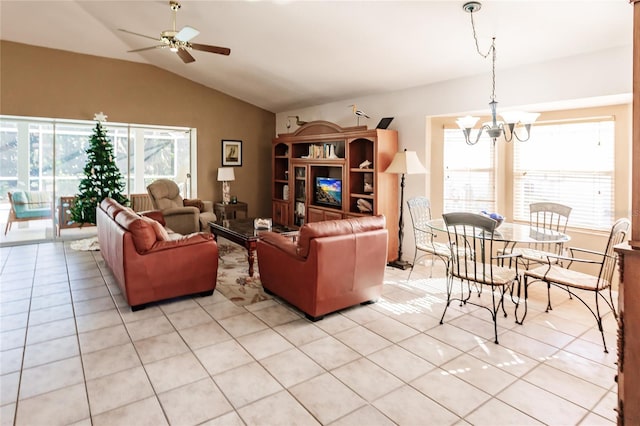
[499,111,525,125]
[217,167,235,182]
[456,115,480,130]
[384,150,427,175]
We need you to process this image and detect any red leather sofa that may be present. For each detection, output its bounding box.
[256,215,388,320]
[97,198,218,310]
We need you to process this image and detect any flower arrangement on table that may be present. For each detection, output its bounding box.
[481,210,505,228]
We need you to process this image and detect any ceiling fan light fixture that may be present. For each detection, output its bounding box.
[175,26,199,42]
[120,1,231,64]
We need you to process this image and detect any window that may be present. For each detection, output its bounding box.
[0,116,194,208]
[0,122,19,198]
[443,128,496,213]
[513,119,614,230]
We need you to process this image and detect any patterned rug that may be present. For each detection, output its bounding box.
[69,235,268,306]
[70,236,100,251]
[215,240,271,306]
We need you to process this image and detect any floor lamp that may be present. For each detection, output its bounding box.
[384,149,427,269]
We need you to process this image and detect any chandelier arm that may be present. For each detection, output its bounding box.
[511,124,533,142]
[463,126,489,146]
[500,123,514,143]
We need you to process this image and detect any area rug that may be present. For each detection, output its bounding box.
[216,241,271,306]
[70,236,100,251]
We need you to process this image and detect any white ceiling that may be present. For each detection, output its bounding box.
[0,1,632,113]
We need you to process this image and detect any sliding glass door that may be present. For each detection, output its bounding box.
[0,116,194,245]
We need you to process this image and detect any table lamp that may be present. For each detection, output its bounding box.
[217,167,235,204]
[384,149,427,269]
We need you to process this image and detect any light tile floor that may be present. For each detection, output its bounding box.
[0,242,619,425]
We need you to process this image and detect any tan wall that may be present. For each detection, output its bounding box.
[0,41,275,218]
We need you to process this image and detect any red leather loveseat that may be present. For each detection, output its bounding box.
[256,215,388,320]
[97,198,218,310]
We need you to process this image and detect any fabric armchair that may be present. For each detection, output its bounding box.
[146,179,216,234]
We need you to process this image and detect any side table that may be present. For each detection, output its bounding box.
[214,201,248,223]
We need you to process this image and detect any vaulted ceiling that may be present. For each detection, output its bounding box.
[0,1,632,113]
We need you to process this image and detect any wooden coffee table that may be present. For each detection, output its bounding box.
[208,218,299,277]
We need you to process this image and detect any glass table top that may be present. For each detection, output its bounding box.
[426,218,571,244]
[209,218,299,240]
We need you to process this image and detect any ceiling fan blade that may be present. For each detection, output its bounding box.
[190,43,231,56]
[176,48,196,63]
[128,45,165,53]
[118,28,159,42]
[175,26,199,42]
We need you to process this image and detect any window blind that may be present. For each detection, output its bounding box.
[513,120,615,231]
[443,128,496,214]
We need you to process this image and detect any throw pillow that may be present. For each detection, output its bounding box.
[140,215,170,241]
[183,198,205,212]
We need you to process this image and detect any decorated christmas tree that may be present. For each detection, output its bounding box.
[71,118,128,225]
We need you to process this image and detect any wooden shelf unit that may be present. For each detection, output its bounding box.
[272,121,399,262]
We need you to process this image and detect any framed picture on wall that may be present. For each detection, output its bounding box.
[222,139,242,166]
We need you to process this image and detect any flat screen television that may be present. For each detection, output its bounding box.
[314,177,342,208]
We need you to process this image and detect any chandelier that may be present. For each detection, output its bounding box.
[457,2,539,145]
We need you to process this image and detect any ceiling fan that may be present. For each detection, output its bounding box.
[119,1,230,64]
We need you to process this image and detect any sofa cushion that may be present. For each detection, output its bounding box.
[101,198,126,219]
[140,215,170,241]
[11,191,28,215]
[27,191,51,209]
[140,210,166,227]
[100,198,113,212]
[115,209,156,253]
[296,215,386,258]
[11,190,51,218]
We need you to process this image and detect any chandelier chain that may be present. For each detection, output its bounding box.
[458,1,539,144]
[491,38,496,101]
[469,10,497,101]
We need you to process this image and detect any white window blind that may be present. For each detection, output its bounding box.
[513,119,614,231]
[443,128,496,214]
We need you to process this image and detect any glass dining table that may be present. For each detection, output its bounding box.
[426,218,571,253]
[427,218,572,323]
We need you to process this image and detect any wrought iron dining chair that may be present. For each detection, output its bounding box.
[440,212,521,344]
[501,202,572,268]
[406,197,451,279]
[521,218,630,352]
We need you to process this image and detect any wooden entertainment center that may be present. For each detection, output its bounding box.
[272,121,399,262]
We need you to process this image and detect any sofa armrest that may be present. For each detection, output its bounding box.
[161,206,199,235]
[259,232,300,258]
[147,232,214,253]
[202,200,213,213]
[162,206,199,216]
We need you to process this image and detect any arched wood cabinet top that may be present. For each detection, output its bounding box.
[278,121,367,138]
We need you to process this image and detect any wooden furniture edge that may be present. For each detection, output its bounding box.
[632,0,639,247]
